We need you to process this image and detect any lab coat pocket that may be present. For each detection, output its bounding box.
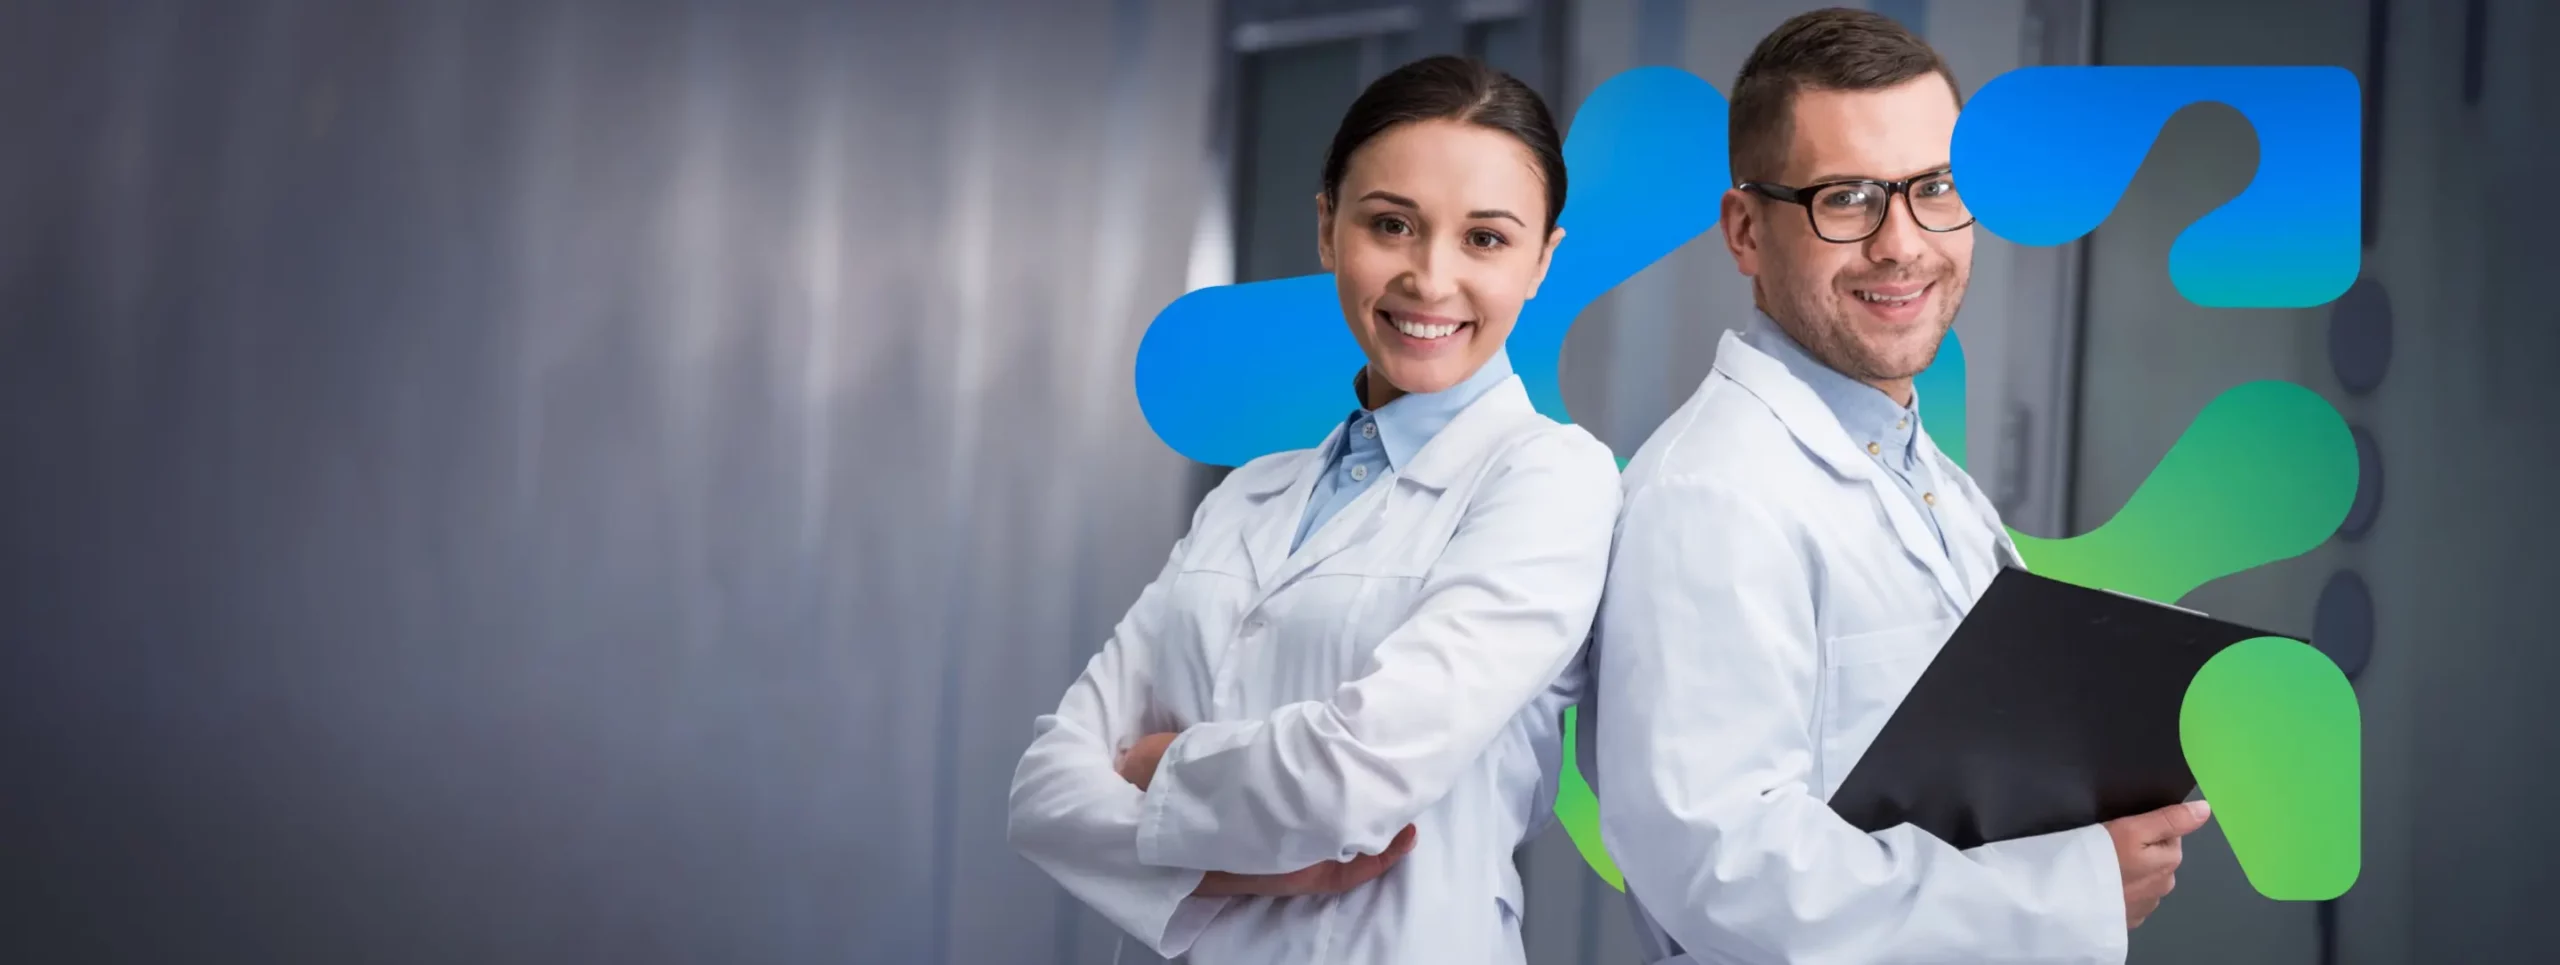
[1816,617,1958,796]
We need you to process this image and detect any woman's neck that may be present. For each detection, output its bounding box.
[1359,368,1407,411]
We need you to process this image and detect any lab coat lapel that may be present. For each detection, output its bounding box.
[1713,331,1972,613]
[1926,439,2028,592]
[1238,426,1338,589]
[1250,376,1533,603]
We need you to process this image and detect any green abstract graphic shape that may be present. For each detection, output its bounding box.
[2008,380,2358,602]
[2182,636,2363,899]
[1550,330,2363,900]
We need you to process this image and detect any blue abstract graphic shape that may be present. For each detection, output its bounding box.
[1953,66,2362,309]
[1914,325,1966,471]
[1134,66,1729,467]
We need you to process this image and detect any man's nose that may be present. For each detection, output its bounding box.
[1863,194,1928,264]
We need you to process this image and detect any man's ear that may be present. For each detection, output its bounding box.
[1721,188,1761,278]
[1316,192,1337,272]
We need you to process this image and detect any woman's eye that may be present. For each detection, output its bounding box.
[1371,216,1413,236]
[1467,229,1507,249]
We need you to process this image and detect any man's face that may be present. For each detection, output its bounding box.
[1722,74,1971,403]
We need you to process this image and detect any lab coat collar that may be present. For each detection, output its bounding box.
[1742,314,1923,469]
[1365,348,1516,473]
[1712,324,1974,612]
[1237,367,1537,591]
[1395,368,1535,491]
[1224,349,1515,501]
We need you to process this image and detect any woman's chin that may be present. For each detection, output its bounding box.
[1374,357,1469,398]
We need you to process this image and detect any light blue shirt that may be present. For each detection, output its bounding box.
[1742,313,1947,553]
[1291,349,1517,553]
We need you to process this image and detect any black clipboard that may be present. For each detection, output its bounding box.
[1825,566,2296,850]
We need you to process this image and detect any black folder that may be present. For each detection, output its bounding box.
[1825,566,2296,850]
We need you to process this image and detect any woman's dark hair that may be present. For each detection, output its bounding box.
[1319,55,1567,233]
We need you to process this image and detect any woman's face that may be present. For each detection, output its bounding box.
[1319,119,1562,407]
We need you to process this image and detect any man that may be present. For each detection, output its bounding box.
[1590,10,2211,964]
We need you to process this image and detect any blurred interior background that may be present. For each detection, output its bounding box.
[0,1,2551,962]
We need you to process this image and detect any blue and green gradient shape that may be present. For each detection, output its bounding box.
[1954,65,2362,309]
[1132,65,2363,901]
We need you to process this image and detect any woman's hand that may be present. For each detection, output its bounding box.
[1115,732,1180,789]
[1119,731,1419,897]
[1192,825,1420,897]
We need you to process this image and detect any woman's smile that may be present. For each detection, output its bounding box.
[1375,309,1476,357]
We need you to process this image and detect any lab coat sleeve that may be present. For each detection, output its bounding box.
[1594,478,2128,965]
[1005,512,1227,958]
[1134,428,1621,874]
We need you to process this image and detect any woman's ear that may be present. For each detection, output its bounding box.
[1721,188,1760,278]
[1315,192,1337,272]
[1526,226,1565,300]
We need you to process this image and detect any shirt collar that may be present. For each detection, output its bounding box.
[1344,348,1515,470]
[1741,312,1921,465]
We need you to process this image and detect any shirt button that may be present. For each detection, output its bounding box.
[1361,422,1377,439]
[1350,464,1368,482]
[1867,441,1882,456]
[1897,417,1909,430]
[1923,492,1937,505]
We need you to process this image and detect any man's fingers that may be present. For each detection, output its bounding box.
[2168,799,2212,835]
[2136,811,2180,845]
[2134,802,2205,846]
[2145,801,2211,843]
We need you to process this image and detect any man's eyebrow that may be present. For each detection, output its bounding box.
[1802,164,1954,184]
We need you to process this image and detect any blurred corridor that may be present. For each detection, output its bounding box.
[2,1,2555,964]
[0,1,1215,961]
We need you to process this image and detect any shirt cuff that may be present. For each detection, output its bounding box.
[1134,724,1237,869]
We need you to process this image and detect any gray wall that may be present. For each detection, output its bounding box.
[0,1,1217,962]
[2077,0,2560,963]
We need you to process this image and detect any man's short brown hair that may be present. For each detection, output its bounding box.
[1728,8,1961,184]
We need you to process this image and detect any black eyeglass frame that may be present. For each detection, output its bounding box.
[1735,168,1977,243]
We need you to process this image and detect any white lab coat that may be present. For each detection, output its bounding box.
[1589,329,2126,965]
[1007,374,1620,964]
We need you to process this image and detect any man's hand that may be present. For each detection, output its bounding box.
[1115,732,1179,790]
[2106,800,2213,929]
[1193,825,1420,897]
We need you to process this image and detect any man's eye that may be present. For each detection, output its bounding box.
[1916,177,1955,198]
[1822,188,1874,208]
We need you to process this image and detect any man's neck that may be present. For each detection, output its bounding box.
[1872,377,1915,409]
[1756,309,1917,410]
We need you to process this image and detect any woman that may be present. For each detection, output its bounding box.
[1007,55,1618,964]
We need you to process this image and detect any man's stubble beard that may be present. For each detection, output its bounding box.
[1760,264,1967,386]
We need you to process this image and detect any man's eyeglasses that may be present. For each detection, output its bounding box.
[1736,169,1976,244]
